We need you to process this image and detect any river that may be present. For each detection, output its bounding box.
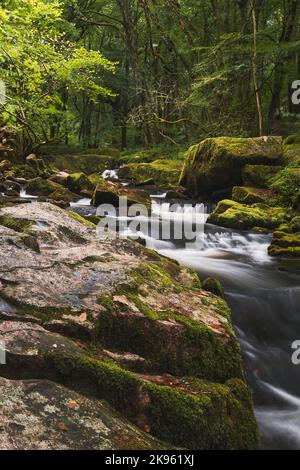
[72,195,300,449]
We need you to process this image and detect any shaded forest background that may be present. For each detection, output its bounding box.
[0,0,300,152]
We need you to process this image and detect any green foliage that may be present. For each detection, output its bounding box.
[0,0,115,148]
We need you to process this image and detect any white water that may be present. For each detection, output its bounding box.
[102,169,119,180]
[116,197,300,449]
[70,198,91,207]
[19,187,38,200]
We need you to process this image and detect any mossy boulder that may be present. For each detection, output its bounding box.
[118,159,183,186]
[270,167,300,207]
[242,164,282,188]
[282,135,300,165]
[44,154,116,176]
[0,202,259,450]
[232,186,279,205]
[180,136,283,197]
[26,177,79,202]
[43,353,258,450]
[268,216,300,257]
[26,154,50,177]
[67,172,94,194]
[208,199,290,231]
[92,179,150,207]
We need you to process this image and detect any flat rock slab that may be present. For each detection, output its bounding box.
[0,377,166,450]
[0,203,141,311]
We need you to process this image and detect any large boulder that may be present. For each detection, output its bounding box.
[180,136,283,197]
[66,172,94,194]
[0,202,258,449]
[92,179,151,207]
[44,153,117,176]
[118,159,183,186]
[208,199,290,231]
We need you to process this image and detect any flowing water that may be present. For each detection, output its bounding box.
[116,197,300,449]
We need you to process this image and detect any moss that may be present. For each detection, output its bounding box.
[268,224,300,257]
[282,135,300,165]
[147,378,258,450]
[290,216,300,232]
[26,178,56,195]
[118,159,183,186]
[68,211,96,227]
[202,277,225,299]
[44,154,116,175]
[96,262,243,382]
[43,352,257,449]
[180,136,283,197]
[208,199,290,231]
[88,173,104,186]
[270,167,300,207]
[67,172,94,194]
[121,145,185,165]
[0,215,33,233]
[232,186,279,205]
[242,164,281,188]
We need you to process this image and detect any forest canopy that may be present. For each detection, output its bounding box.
[0,0,299,150]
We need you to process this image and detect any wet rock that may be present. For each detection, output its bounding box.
[92,180,150,207]
[180,136,283,197]
[0,377,166,450]
[0,202,259,449]
[202,277,225,299]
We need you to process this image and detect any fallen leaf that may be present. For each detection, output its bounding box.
[57,422,68,432]
[67,399,79,410]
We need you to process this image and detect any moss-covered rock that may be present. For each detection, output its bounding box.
[202,277,225,299]
[67,172,94,194]
[26,178,79,202]
[270,167,300,207]
[118,159,183,186]
[180,136,283,197]
[208,199,290,231]
[268,216,300,257]
[282,135,300,165]
[92,179,150,207]
[41,352,257,450]
[44,154,116,175]
[0,202,258,450]
[242,164,282,188]
[232,186,279,205]
[26,154,50,177]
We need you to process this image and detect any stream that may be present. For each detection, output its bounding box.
[92,194,300,450]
